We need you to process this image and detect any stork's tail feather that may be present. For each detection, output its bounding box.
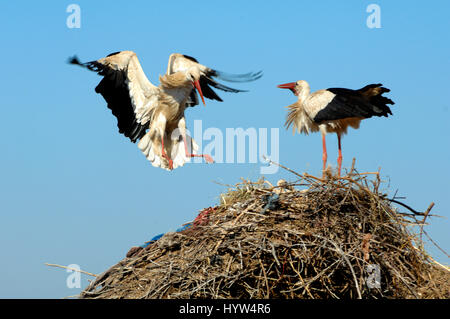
[137,131,198,171]
[359,83,395,117]
[171,135,199,169]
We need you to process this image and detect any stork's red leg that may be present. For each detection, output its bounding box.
[182,136,214,164]
[322,133,327,175]
[160,136,173,170]
[337,133,342,177]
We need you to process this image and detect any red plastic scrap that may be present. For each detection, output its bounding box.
[193,207,216,227]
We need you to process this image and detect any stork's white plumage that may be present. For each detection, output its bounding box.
[70,51,262,170]
[278,80,394,176]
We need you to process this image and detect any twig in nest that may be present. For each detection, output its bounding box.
[262,156,304,179]
[45,263,97,277]
[330,245,362,299]
[361,234,372,262]
[258,258,270,299]
[420,202,435,230]
[388,199,436,217]
[421,229,450,259]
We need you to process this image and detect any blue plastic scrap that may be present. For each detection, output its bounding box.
[261,193,280,214]
[140,222,193,248]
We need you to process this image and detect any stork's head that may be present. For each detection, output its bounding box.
[277,80,309,96]
[186,67,205,105]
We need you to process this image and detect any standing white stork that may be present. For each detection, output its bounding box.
[69,51,262,170]
[277,80,394,177]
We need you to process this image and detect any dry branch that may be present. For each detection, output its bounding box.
[45,263,97,277]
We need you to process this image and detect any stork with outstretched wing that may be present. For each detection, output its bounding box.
[70,51,262,170]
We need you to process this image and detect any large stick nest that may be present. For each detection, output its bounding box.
[80,167,449,299]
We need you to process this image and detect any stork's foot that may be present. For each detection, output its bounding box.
[337,158,342,178]
[163,158,173,170]
[203,154,214,164]
[187,153,214,164]
[322,165,333,180]
[160,137,173,170]
[161,153,173,170]
[182,135,214,165]
[337,133,342,178]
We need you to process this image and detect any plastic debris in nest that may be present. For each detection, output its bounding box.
[126,207,216,258]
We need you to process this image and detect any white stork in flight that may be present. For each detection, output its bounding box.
[70,51,262,170]
[277,80,394,177]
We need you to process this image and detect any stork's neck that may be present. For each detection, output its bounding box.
[296,86,310,106]
[159,73,191,89]
[163,85,192,104]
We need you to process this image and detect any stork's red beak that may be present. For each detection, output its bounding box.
[277,82,296,89]
[277,82,297,95]
[193,80,205,106]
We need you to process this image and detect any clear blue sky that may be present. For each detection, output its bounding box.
[0,1,448,298]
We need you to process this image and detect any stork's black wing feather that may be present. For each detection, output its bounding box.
[181,54,262,107]
[69,55,147,143]
[200,77,224,101]
[186,75,248,107]
[210,70,264,83]
[182,54,199,63]
[186,89,199,107]
[313,84,394,123]
[94,72,147,142]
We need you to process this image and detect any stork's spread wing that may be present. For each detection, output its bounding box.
[166,53,262,107]
[69,51,159,143]
[313,84,394,123]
